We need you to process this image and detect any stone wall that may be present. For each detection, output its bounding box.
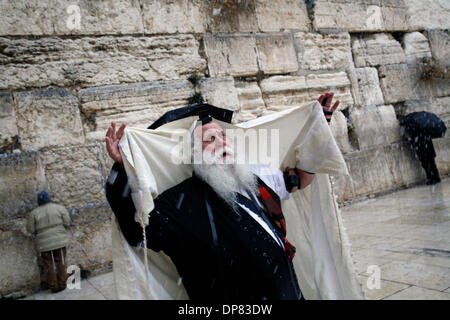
[0,0,449,297]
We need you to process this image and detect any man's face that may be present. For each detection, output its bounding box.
[194,121,234,163]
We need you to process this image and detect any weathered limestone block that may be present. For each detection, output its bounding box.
[206,1,259,33]
[199,77,240,111]
[0,152,47,222]
[233,81,266,123]
[67,204,112,271]
[260,76,310,113]
[400,97,450,118]
[255,0,309,32]
[350,105,401,150]
[13,88,84,151]
[98,141,115,183]
[0,0,144,36]
[305,73,354,108]
[380,0,409,31]
[41,145,105,208]
[378,64,416,104]
[428,30,450,67]
[406,0,450,31]
[435,136,450,176]
[403,32,432,65]
[314,0,408,32]
[0,35,205,90]
[255,33,298,74]
[0,93,19,152]
[0,221,40,297]
[339,143,425,200]
[79,80,194,142]
[260,72,353,113]
[354,67,384,107]
[142,0,207,34]
[401,32,450,99]
[352,33,406,68]
[295,32,352,72]
[330,111,354,154]
[204,34,259,77]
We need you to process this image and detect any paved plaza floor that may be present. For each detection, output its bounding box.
[23,177,450,300]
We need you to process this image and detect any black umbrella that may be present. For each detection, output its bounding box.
[400,111,447,139]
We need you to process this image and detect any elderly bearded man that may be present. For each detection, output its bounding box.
[106,94,340,301]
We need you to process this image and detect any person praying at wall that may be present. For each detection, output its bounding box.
[26,191,71,293]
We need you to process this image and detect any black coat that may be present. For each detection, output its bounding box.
[106,163,302,301]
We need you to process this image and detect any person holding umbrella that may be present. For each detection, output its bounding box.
[400,111,447,185]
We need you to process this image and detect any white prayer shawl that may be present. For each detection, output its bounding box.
[112,101,365,300]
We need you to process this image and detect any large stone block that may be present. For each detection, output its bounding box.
[233,81,266,123]
[141,0,207,34]
[354,67,384,107]
[205,0,259,33]
[255,0,309,32]
[260,72,353,113]
[204,34,259,77]
[79,80,195,142]
[406,0,450,31]
[0,0,144,36]
[305,73,354,108]
[350,105,401,150]
[402,32,450,99]
[330,111,354,154]
[428,30,450,67]
[378,64,416,104]
[380,0,409,31]
[66,204,112,271]
[352,33,406,68]
[0,92,19,152]
[0,220,40,297]
[13,88,85,151]
[338,143,425,201]
[41,145,105,208]
[255,33,298,74]
[403,32,432,65]
[0,35,205,90]
[0,151,47,222]
[295,32,352,72]
[198,77,240,111]
[314,0,408,32]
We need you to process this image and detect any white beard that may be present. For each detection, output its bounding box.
[193,146,258,212]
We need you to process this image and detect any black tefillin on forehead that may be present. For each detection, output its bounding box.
[106,103,235,216]
[147,103,233,130]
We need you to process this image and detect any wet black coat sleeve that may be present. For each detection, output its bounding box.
[105,162,170,253]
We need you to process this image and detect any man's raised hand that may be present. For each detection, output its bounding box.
[318,92,340,125]
[105,122,126,164]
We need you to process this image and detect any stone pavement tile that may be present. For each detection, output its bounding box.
[383,251,450,269]
[358,275,410,300]
[351,248,394,275]
[389,238,450,259]
[378,261,450,291]
[87,272,117,300]
[30,278,105,300]
[383,286,450,300]
[394,224,450,243]
[347,234,412,251]
[347,222,420,238]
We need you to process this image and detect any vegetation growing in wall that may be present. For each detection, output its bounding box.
[418,56,449,81]
[208,0,253,19]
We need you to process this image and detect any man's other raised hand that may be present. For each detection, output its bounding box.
[106,122,126,164]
